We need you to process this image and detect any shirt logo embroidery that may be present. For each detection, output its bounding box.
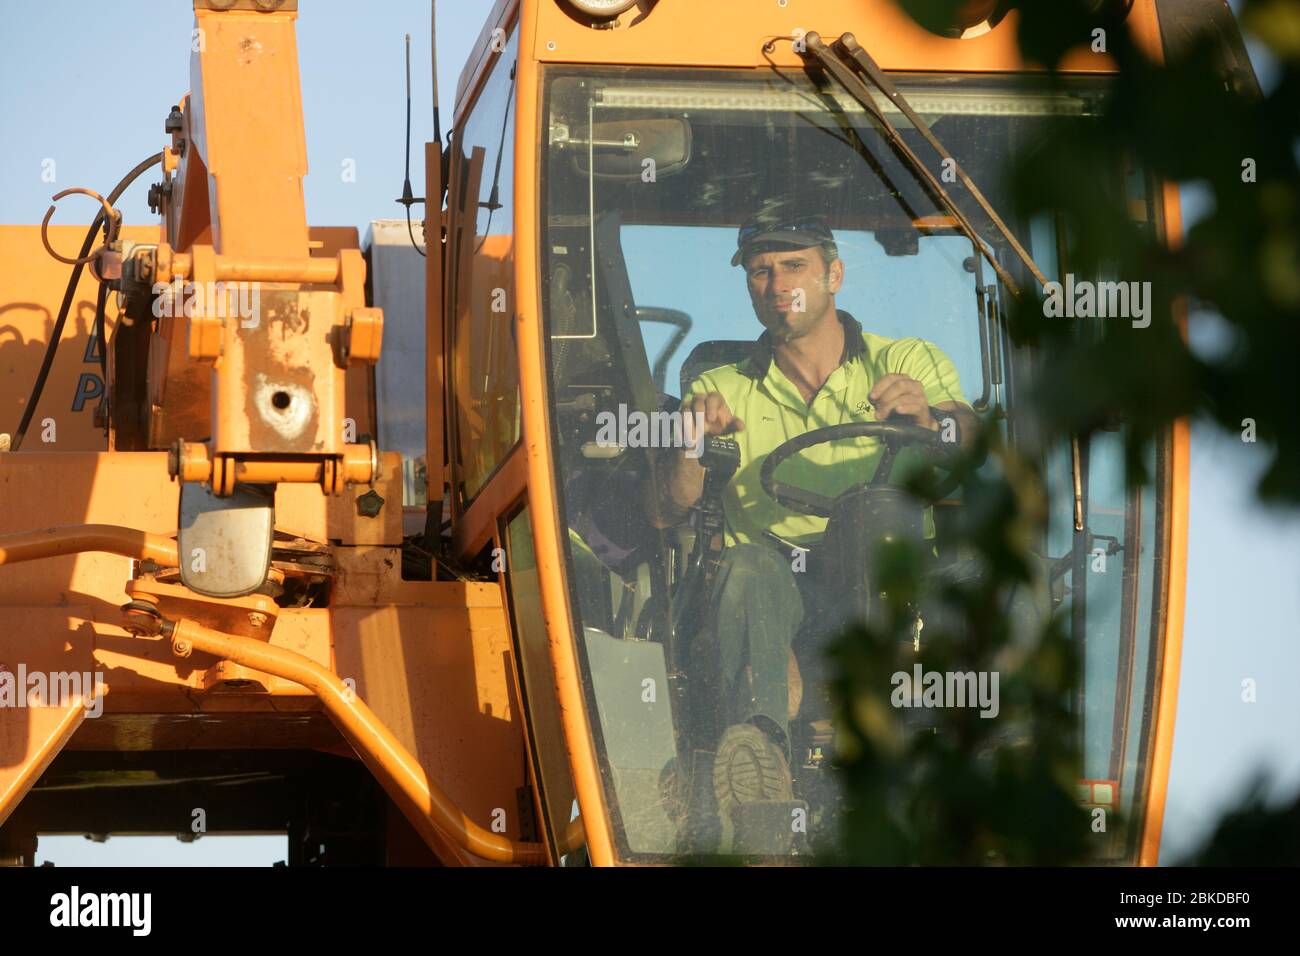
[855,401,870,415]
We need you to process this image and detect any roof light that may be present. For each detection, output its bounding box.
[592,83,1099,118]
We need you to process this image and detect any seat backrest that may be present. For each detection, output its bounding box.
[678,340,755,397]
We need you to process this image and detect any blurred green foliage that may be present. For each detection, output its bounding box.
[826,436,1094,865]
[826,0,1299,865]
[1179,777,1300,864]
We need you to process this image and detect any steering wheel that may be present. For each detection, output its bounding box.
[758,420,959,518]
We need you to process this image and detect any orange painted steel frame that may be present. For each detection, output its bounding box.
[1141,181,1190,867]
[0,459,542,865]
[167,618,546,865]
[0,2,539,867]
[440,0,1188,865]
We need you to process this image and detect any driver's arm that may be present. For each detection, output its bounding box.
[646,391,744,528]
[869,369,978,450]
[931,401,979,450]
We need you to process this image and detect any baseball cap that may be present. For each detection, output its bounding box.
[731,209,836,267]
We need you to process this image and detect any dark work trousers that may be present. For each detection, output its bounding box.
[688,542,1044,757]
[687,542,841,756]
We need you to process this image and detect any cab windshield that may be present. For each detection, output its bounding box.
[538,66,1148,862]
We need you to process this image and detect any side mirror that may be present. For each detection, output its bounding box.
[178,482,275,598]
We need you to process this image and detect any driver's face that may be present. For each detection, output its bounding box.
[743,247,844,342]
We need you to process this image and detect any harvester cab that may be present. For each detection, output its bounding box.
[0,0,1258,866]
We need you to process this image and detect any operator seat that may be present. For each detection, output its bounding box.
[678,340,754,398]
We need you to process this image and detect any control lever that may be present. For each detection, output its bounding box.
[688,435,741,595]
[663,435,739,749]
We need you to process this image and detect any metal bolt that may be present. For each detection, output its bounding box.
[147,181,172,215]
[546,40,557,51]
[136,247,156,281]
[173,638,192,658]
[121,599,163,637]
[248,611,269,628]
[356,489,385,518]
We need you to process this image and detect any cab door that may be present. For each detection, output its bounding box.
[443,10,589,864]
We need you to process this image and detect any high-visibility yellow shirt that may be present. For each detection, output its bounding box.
[684,311,967,548]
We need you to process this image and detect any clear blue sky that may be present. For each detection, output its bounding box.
[2,1,1296,866]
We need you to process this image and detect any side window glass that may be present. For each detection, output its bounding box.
[451,31,521,504]
[502,507,585,864]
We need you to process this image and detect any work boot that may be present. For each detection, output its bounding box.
[712,722,795,852]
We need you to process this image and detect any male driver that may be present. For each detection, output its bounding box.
[651,207,978,834]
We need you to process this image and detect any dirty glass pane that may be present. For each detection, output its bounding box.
[503,508,584,863]
[452,31,521,502]
[540,66,1144,862]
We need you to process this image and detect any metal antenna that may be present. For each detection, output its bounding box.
[397,32,426,255]
[431,0,442,145]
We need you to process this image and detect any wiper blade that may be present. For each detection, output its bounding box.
[801,31,1049,297]
[835,33,1050,290]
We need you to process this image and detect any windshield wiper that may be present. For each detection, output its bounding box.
[802,34,1088,532]
[800,31,1050,297]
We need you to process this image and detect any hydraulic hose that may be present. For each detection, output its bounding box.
[9,152,163,451]
[0,524,179,568]
[167,618,549,865]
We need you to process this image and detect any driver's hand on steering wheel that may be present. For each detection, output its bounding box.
[869,374,936,430]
